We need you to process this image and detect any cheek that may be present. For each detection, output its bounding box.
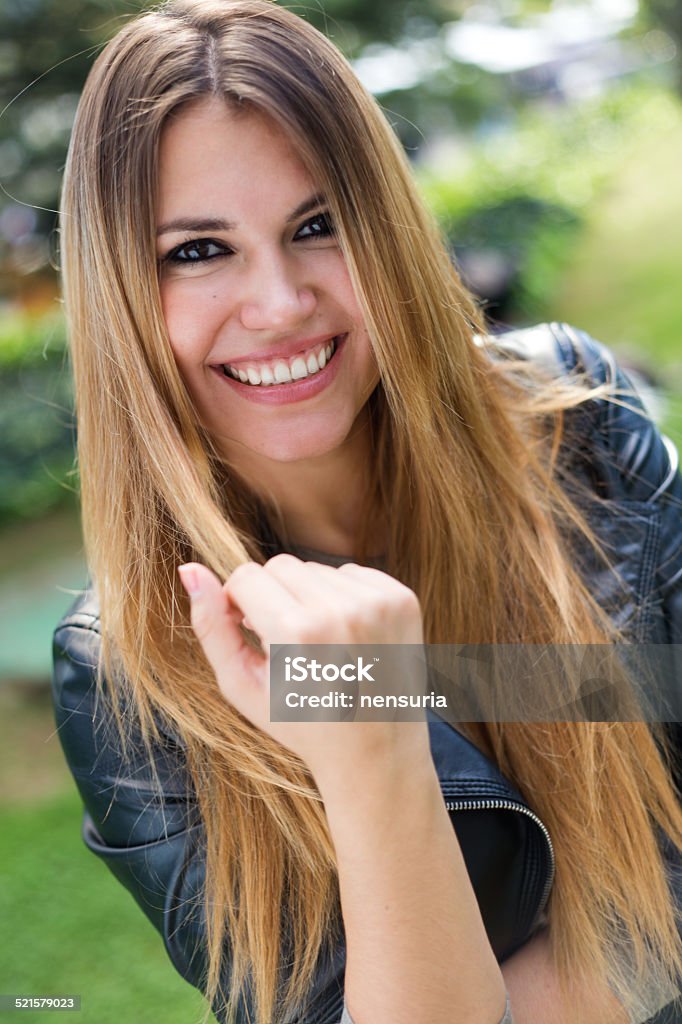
[159,283,225,369]
[328,259,364,315]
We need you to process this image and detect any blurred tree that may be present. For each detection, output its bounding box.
[2,0,673,303]
[1,0,457,297]
[0,0,141,294]
[295,0,456,55]
[639,0,682,89]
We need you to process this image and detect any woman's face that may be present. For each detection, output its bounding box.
[156,97,379,469]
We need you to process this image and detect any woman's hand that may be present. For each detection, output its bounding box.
[178,554,430,792]
[179,555,509,1024]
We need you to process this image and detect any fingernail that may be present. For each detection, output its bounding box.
[178,564,201,597]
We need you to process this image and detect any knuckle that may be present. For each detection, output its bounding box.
[364,588,421,627]
[276,612,301,637]
[351,593,390,623]
[229,562,260,581]
[339,607,368,638]
[294,625,324,646]
[382,578,420,610]
[371,595,394,618]
[396,588,421,616]
[291,613,329,645]
[265,553,300,570]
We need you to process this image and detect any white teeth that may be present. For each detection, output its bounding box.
[290,357,308,380]
[274,361,292,383]
[224,336,339,386]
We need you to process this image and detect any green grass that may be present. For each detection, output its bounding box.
[549,91,682,448]
[0,787,215,1024]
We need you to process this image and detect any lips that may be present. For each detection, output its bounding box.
[211,333,347,405]
[222,337,338,387]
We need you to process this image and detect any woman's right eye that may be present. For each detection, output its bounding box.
[163,239,232,264]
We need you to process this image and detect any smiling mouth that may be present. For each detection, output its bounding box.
[220,335,342,387]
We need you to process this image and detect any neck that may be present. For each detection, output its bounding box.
[274,461,368,557]
[230,413,380,559]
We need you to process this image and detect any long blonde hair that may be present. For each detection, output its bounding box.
[61,1,682,1021]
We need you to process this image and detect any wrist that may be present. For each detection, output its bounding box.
[318,733,439,828]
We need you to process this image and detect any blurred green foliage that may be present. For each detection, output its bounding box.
[418,84,668,321]
[0,309,65,367]
[0,1,135,280]
[549,87,682,449]
[0,0,454,287]
[3,0,681,291]
[295,0,454,54]
[0,312,75,526]
[639,0,682,90]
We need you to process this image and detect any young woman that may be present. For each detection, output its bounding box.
[52,1,682,1023]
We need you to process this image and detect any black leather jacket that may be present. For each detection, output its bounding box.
[52,323,682,1024]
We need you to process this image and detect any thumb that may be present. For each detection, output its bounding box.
[178,562,242,673]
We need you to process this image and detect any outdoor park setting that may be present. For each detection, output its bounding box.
[1,0,682,1019]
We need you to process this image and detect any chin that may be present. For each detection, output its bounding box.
[215,424,352,467]
[260,434,348,464]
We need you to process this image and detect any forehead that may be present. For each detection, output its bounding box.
[156,97,317,222]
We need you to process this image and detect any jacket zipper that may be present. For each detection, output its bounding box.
[444,796,556,916]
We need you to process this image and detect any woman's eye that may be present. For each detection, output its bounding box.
[164,239,230,264]
[295,212,335,241]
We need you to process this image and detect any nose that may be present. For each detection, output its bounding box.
[238,251,316,331]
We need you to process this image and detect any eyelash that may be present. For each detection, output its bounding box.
[161,211,335,266]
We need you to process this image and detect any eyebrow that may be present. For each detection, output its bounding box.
[156,192,326,237]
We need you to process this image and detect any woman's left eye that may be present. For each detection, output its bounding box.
[162,238,231,265]
[294,212,335,241]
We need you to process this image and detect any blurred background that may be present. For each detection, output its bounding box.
[1,0,681,1019]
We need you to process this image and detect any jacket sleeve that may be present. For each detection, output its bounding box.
[549,322,682,766]
[51,600,348,1024]
[495,321,682,648]
[504,324,682,1023]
